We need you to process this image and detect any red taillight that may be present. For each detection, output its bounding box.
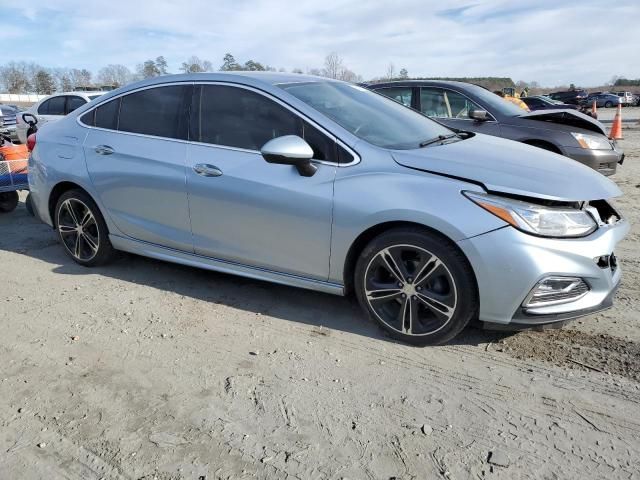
[27,133,36,152]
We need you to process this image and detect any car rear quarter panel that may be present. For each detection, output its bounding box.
[29,120,109,229]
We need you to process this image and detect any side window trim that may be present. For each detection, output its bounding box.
[76,80,360,166]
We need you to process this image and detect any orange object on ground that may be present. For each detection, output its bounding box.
[608,103,623,140]
[591,99,597,119]
[0,143,29,172]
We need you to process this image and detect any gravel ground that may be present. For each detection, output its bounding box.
[1,128,640,479]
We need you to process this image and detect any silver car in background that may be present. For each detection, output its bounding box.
[28,73,628,345]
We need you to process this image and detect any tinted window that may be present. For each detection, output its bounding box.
[376,87,413,107]
[194,85,302,151]
[38,96,66,115]
[303,121,335,161]
[281,82,452,150]
[118,86,190,140]
[95,98,120,130]
[66,96,86,114]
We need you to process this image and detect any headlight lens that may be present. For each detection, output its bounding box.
[571,132,612,150]
[464,191,598,238]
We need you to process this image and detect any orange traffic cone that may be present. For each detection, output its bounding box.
[609,103,623,140]
[591,99,597,119]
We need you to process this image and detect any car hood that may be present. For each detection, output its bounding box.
[517,108,606,135]
[391,133,621,202]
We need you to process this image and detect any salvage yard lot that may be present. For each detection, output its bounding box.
[1,129,640,479]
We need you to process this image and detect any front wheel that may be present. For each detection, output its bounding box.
[0,191,19,213]
[604,101,613,108]
[354,228,478,346]
[54,190,116,266]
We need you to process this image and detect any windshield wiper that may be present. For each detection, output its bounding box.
[419,133,460,148]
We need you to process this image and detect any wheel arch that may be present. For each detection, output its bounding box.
[49,181,96,227]
[342,221,478,297]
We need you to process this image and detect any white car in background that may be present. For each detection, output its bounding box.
[16,91,106,144]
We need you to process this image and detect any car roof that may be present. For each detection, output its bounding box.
[365,80,484,89]
[122,72,335,90]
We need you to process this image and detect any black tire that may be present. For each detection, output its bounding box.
[25,192,35,216]
[54,189,116,267]
[604,101,612,108]
[0,191,19,213]
[354,228,478,346]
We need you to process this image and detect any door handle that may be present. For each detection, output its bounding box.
[193,163,223,177]
[94,145,114,155]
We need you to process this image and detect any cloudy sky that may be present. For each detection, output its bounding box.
[1,0,638,86]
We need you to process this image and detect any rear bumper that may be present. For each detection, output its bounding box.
[562,145,624,176]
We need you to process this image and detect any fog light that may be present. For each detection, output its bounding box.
[523,276,589,308]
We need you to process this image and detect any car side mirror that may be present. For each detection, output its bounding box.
[469,109,489,121]
[261,135,317,177]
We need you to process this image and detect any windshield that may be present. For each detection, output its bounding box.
[279,82,453,149]
[465,84,528,117]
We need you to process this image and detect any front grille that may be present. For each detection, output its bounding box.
[2,115,17,126]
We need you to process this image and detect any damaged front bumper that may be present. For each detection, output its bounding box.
[457,217,629,329]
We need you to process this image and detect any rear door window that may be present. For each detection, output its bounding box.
[118,85,191,140]
[66,96,87,114]
[38,96,66,115]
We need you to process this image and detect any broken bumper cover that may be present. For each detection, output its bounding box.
[457,219,629,328]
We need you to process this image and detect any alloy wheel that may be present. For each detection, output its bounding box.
[364,244,458,336]
[57,198,100,262]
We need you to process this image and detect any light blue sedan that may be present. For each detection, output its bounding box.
[27,73,628,345]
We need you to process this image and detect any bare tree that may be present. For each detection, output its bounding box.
[307,68,322,76]
[0,62,31,93]
[386,62,396,80]
[97,64,132,87]
[181,56,213,73]
[323,52,343,79]
[338,67,360,83]
[399,68,408,79]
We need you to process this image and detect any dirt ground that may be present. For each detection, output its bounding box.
[1,128,640,480]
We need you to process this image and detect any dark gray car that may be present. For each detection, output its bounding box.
[367,81,624,176]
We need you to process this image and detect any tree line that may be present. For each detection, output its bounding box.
[0,52,410,94]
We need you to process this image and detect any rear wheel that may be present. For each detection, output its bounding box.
[354,228,478,346]
[604,101,613,108]
[25,192,34,216]
[0,191,19,213]
[54,190,115,266]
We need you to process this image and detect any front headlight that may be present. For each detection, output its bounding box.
[464,191,598,238]
[571,132,612,150]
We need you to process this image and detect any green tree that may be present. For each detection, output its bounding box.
[399,68,408,79]
[243,60,265,71]
[155,56,169,75]
[220,53,241,71]
[33,69,56,94]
